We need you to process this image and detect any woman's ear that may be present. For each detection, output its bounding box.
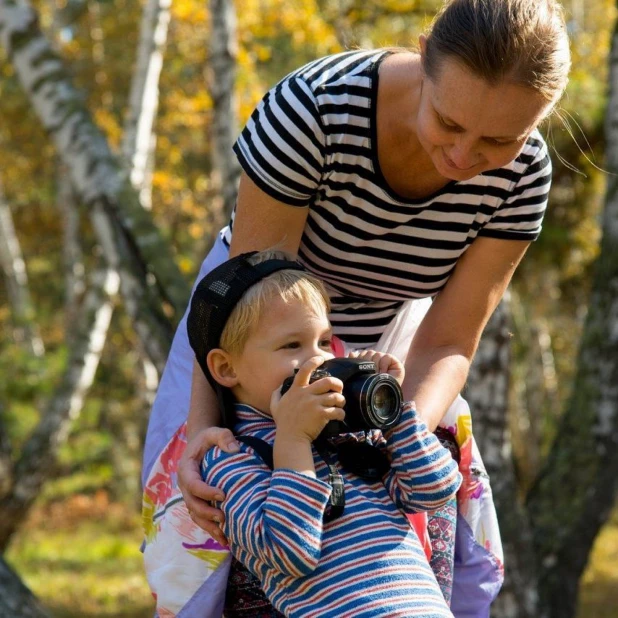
[419,33,427,59]
[207,348,238,388]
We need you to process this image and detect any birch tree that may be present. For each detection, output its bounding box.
[524,13,618,614]
[0,268,119,550]
[0,0,173,551]
[206,0,240,233]
[0,558,50,618]
[0,0,188,373]
[466,11,618,614]
[0,178,44,357]
[466,295,539,618]
[122,0,171,210]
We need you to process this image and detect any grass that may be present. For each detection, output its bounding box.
[6,491,154,618]
[4,491,617,617]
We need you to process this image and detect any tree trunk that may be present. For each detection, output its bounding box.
[0,178,44,356]
[206,0,240,236]
[0,557,50,617]
[0,268,119,551]
[122,0,170,209]
[525,16,618,618]
[0,0,189,372]
[56,168,85,337]
[466,293,539,618]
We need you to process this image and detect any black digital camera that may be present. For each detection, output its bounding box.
[280,357,402,438]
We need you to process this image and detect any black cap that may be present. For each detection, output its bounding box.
[187,251,305,427]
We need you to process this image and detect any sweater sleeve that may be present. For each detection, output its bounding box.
[375,403,462,513]
[233,73,325,206]
[203,445,332,577]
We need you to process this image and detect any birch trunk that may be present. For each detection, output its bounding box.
[0,0,189,372]
[56,169,85,335]
[0,268,119,551]
[0,557,50,617]
[207,0,240,234]
[466,294,539,618]
[120,0,171,399]
[525,16,618,617]
[0,178,44,357]
[122,0,170,209]
[0,0,170,555]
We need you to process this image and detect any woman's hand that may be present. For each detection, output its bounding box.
[178,427,240,545]
[348,349,406,385]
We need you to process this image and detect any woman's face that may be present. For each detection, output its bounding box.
[415,54,553,181]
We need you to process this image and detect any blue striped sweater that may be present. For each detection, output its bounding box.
[203,402,461,617]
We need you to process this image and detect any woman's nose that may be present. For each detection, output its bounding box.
[448,137,481,169]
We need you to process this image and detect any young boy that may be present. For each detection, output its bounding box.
[187,250,461,617]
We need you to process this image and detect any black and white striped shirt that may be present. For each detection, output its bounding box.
[227,50,552,346]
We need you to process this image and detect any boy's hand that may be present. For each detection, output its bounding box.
[270,356,346,443]
[348,349,405,385]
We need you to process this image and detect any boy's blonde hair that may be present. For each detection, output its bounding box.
[219,250,331,356]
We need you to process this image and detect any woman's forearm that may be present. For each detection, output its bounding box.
[402,345,470,432]
[187,359,222,440]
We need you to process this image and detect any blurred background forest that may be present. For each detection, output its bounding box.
[0,0,617,616]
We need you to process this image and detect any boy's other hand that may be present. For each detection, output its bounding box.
[178,427,240,545]
[271,355,346,443]
[348,349,405,385]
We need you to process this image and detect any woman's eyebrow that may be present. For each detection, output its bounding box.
[434,105,523,141]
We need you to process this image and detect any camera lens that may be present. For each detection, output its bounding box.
[359,376,402,430]
[371,382,399,420]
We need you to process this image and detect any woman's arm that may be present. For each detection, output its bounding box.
[187,172,310,430]
[404,236,530,430]
[185,172,310,439]
[180,173,310,535]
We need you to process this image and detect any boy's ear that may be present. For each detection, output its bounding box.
[206,348,238,388]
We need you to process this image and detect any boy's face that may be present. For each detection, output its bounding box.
[228,294,334,414]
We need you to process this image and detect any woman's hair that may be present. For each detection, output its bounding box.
[220,250,331,356]
[423,0,571,105]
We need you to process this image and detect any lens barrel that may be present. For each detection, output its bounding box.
[280,358,403,437]
[358,374,402,431]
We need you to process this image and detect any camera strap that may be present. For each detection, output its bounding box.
[314,439,345,522]
[236,435,345,522]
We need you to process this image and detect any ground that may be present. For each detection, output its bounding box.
[5,492,618,617]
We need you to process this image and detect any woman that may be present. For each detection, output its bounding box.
[141,1,571,616]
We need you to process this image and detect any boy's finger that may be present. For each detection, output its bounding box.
[310,376,343,394]
[294,355,325,387]
[324,407,346,421]
[323,392,346,407]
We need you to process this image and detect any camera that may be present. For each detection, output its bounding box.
[280,358,402,438]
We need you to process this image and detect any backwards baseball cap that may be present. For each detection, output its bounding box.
[187,251,305,428]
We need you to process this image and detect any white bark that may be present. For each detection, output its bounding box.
[122,0,170,210]
[0,178,44,357]
[0,557,50,617]
[524,16,618,617]
[0,0,188,372]
[466,294,539,618]
[56,169,85,332]
[0,268,119,550]
[207,0,240,227]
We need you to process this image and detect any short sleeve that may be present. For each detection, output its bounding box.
[479,133,552,241]
[233,74,326,207]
